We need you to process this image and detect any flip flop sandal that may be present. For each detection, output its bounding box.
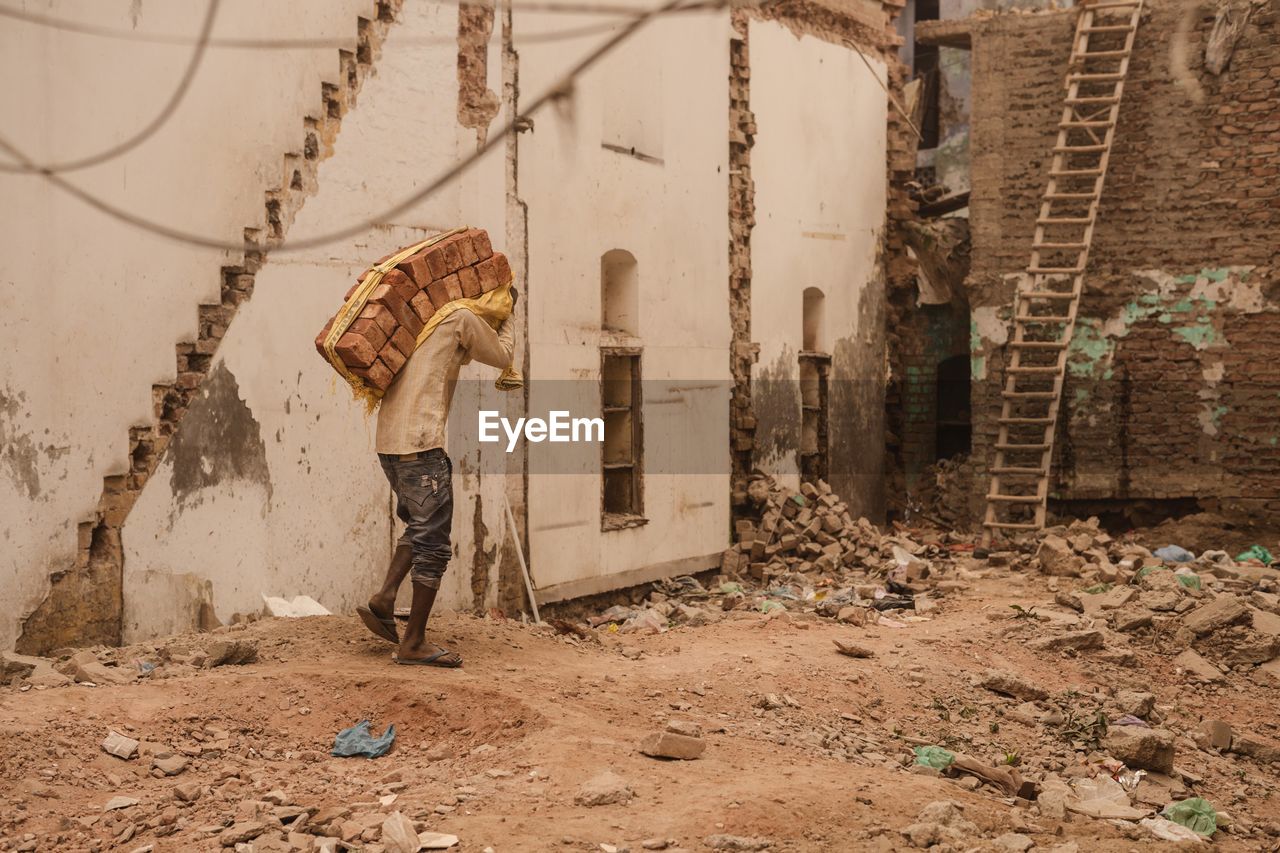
[356,605,399,644]
[393,649,462,668]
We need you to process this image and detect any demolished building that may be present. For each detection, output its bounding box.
[894,0,1280,530]
[1,0,906,652]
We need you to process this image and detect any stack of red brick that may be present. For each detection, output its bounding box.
[315,228,510,391]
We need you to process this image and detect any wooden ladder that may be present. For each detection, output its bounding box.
[981,0,1144,546]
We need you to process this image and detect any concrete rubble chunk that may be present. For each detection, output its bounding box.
[1028,628,1105,652]
[1249,607,1280,637]
[1174,649,1225,682]
[102,730,140,760]
[573,771,634,806]
[1195,719,1233,751]
[1,652,43,681]
[204,638,259,667]
[980,669,1048,701]
[665,719,703,738]
[173,782,202,802]
[1110,607,1154,633]
[1104,725,1175,773]
[704,835,773,850]
[74,659,137,686]
[1181,594,1249,636]
[992,833,1035,853]
[1230,731,1280,763]
[639,730,706,760]
[152,753,189,776]
[1111,690,1156,719]
[1037,535,1082,577]
[104,796,139,811]
[261,594,331,617]
[900,800,978,849]
[219,820,267,846]
[381,811,420,853]
[418,831,460,849]
[833,638,874,658]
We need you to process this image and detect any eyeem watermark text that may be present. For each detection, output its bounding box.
[478,410,604,452]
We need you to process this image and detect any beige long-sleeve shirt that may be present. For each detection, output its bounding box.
[375,309,515,454]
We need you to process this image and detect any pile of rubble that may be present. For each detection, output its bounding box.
[1021,517,1280,683]
[580,475,981,636]
[571,506,1280,846]
[2,633,260,691]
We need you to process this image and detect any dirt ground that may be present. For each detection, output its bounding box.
[3,552,1280,853]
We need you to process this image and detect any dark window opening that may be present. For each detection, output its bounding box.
[914,0,941,150]
[935,354,971,460]
[799,352,831,486]
[602,350,644,527]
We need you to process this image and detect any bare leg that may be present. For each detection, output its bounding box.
[397,583,461,665]
[368,543,412,618]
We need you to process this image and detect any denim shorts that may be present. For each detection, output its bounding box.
[378,449,453,589]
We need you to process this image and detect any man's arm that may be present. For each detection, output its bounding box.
[455,309,515,369]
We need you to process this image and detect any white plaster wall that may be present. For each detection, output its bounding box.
[516,11,733,592]
[121,0,516,638]
[748,21,888,492]
[0,0,377,650]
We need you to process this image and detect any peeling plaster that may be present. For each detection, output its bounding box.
[970,267,1273,443]
[970,305,1007,380]
[753,345,801,474]
[168,362,273,511]
[0,387,40,499]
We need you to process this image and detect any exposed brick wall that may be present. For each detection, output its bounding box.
[893,303,969,486]
[965,0,1280,523]
[728,10,758,491]
[16,1,405,655]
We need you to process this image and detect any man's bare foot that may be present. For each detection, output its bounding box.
[367,591,395,620]
[395,637,462,667]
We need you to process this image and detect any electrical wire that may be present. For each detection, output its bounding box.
[0,0,221,174]
[0,0,727,47]
[0,0,709,254]
[843,37,923,141]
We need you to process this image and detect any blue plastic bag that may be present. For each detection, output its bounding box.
[332,720,396,759]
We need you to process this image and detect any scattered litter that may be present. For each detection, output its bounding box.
[913,745,956,769]
[1162,797,1217,837]
[1235,545,1273,565]
[331,720,396,759]
[1140,817,1207,843]
[101,730,140,760]
[1066,776,1148,820]
[1154,545,1195,563]
[1173,568,1202,589]
[261,594,332,617]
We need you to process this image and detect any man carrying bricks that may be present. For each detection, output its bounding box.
[355,286,518,667]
